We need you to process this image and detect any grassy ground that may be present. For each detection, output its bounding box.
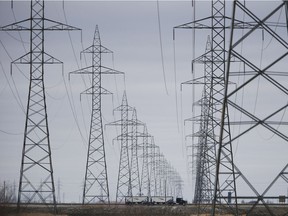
[0,203,287,216]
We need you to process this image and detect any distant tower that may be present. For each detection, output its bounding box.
[130,109,141,196]
[148,138,158,197]
[175,0,238,214]
[0,0,79,212]
[139,126,151,197]
[70,25,122,204]
[182,36,214,205]
[109,92,134,203]
[154,146,162,196]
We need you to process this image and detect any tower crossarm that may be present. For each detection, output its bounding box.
[173,16,286,30]
[0,18,81,31]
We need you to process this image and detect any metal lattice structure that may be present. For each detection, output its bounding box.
[182,36,215,206]
[108,99,183,202]
[222,0,288,215]
[0,0,79,212]
[176,0,288,215]
[139,126,151,197]
[175,1,238,214]
[109,92,158,202]
[130,109,141,196]
[148,138,159,197]
[70,25,123,204]
[108,92,134,203]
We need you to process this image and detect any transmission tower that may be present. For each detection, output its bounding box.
[130,109,141,196]
[108,92,148,202]
[174,171,184,198]
[148,138,159,197]
[127,123,152,197]
[70,25,123,204]
[182,36,215,207]
[0,0,79,212]
[154,145,162,196]
[158,153,166,196]
[108,92,134,203]
[223,1,288,215]
[139,126,151,197]
[175,1,238,213]
[176,0,288,215]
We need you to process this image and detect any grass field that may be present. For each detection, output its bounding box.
[0,203,287,216]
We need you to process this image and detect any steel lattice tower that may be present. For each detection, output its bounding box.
[130,109,141,196]
[108,92,134,203]
[155,148,162,196]
[223,1,288,215]
[0,0,79,211]
[176,0,287,215]
[70,25,122,204]
[148,138,158,197]
[209,2,238,213]
[128,124,151,197]
[139,126,151,197]
[182,36,215,206]
[175,1,238,213]
[108,93,147,202]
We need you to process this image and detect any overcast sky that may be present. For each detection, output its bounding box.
[0,0,287,203]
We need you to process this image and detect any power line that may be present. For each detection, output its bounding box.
[0,129,22,136]
[156,0,169,96]
[0,59,25,113]
[63,76,88,146]
[173,39,180,133]
[0,39,28,80]
[11,7,28,53]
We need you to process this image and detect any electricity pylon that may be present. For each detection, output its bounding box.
[175,1,238,213]
[223,1,288,215]
[126,121,151,197]
[130,109,141,196]
[139,126,151,197]
[182,36,215,207]
[148,137,159,197]
[108,92,134,203]
[108,93,145,202]
[176,0,287,215]
[0,0,79,212]
[154,147,162,196]
[69,25,123,204]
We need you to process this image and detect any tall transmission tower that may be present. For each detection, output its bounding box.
[176,0,287,215]
[175,1,238,213]
[139,126,151,197]
[0,0,79,211]
[223,1,288,215]
[70,25,123,204]
[182,36,215,206]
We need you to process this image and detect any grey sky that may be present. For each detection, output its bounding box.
[0,0,287,203]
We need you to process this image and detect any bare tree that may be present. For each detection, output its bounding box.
[0,181,16,203]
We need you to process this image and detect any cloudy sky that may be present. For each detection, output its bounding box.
[0,0,287,203]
